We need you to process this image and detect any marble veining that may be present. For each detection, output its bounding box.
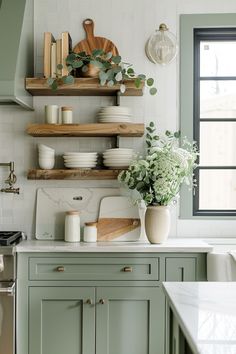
[163,282,236,354]
[16,239,212,253]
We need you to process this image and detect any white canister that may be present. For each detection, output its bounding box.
[83,222,97,242]
[64,211,80,242]
[62,106,73,124]
[45,105,59,124]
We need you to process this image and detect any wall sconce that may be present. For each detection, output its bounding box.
[145,23,178,65]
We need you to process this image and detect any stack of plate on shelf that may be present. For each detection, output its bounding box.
[97,106,132,123]
[63,152,98,169]
[103,148,134,169]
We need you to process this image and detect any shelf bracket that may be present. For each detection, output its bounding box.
[115,91,121,106]
[115,136,121,148]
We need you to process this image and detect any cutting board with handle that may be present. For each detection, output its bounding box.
[73,19,119,56]
[35,188,120,240]
[97,196,141,241]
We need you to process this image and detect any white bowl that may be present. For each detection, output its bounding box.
[64,163,97,168]
[38,144,55,152]
[64,152,97,156]
[103,158,132,163]
[105,148,133,152]
[63,158,98,162]
[38,159,55,169]
[39,151,55,157]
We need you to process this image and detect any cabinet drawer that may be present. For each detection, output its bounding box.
[29,257,159,281]
[165,257,196,281]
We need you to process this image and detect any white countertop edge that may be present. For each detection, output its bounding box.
[163,282,201,354]
[16,239,213,253]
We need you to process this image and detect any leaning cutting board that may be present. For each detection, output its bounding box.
[35,188,120,240]
[97,196,140,241]
[73,19,119,56]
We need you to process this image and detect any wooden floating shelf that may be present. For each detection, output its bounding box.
[26,123,144,137]
[27,169,123,180]
[25,78,144,96]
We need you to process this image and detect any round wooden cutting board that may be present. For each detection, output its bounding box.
[73,19,119,56]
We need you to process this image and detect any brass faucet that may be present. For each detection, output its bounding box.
[0,161,20,194]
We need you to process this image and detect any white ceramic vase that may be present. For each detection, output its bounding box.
[145,205,170,244]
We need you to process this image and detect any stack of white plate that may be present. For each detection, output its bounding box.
[38,144,55,169]
[103,148,133,168]
[97,106,132,123]
[63,152,98,169]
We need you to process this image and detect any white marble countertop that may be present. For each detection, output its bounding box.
[163,282,236,354]
[16,238,212,253]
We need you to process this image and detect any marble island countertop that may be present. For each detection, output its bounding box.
[163,282,236,354]
[16,238,212,253]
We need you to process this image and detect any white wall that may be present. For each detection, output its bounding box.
[1,0,236,238]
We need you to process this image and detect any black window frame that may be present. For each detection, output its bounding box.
[193,28,236,216]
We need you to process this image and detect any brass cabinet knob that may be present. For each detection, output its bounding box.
[85,299,92,305]
[99,299,105,305]
[56,266,65,272]
[122,266,133,273]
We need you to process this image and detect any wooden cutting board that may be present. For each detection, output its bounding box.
[73,19,119,56]
[97,196,140,241]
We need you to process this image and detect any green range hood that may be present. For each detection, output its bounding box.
[0,0,33,110]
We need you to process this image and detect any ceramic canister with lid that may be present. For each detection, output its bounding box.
[83,222,97,242]
[64,210,80,242]
[61,106,73,124]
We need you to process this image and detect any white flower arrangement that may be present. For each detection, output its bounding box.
[118,122,198,206]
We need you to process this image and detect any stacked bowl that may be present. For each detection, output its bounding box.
[63,152,98,169]
[103,148,133,169]
[97,106,132,123]
[38,144,55,169]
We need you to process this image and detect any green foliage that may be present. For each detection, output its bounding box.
[118,122,198,206]
[47,49,157,95]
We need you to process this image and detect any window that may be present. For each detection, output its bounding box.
[194,28,236,216]
[180,14,236,218]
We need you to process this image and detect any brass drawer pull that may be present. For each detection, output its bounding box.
[85,299,93,305]
[56,266,65,272]
[99,299,105,305]
[122,266,133,273]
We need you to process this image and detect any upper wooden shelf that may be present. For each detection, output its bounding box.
[27,169,122,180]
[26,123,144,137]
[25,78,144,96]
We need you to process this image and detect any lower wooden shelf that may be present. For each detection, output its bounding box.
[27,168,123,180]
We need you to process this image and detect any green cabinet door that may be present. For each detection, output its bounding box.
[96,287,165,354]
[165,258,196,281]
[29,287,95,354]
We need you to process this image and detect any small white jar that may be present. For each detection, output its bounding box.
[45,105,59,124]
[83,222,97,242]
[64,211,80,242]
[62,106,73,124]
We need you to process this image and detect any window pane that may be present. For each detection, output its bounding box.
[200,41,236,77]
[200,80,236,118]
[199,169,236,210]
[200,122,236,166]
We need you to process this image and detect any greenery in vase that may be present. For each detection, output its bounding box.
[118,122,198,206]
[47,49,157,95]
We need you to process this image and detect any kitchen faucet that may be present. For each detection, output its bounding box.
[0,161,20,194]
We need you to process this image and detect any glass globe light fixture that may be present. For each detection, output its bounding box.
[146,24,178,65]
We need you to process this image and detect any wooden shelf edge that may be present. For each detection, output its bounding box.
[27,169,124,180]
[26,123,144,137]
[25,77,144,96]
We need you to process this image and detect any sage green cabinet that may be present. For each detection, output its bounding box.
[96,287,165,354]
[17,252,207,354]
[28,285,162,354]
[29,287,95,354]
[165,257,197,281]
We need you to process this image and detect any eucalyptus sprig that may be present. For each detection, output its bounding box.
[47,49,157,95]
